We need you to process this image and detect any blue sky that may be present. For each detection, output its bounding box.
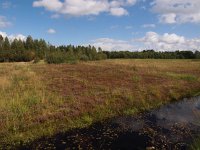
[0,0,200,51]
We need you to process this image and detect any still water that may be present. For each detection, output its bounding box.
[22,96,200,150]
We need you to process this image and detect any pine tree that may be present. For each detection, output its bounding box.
[0,35,3,50]
[3,37,10,50]
[11,39,18,50]
[25,35,34,50]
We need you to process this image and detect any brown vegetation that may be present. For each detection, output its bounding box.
[1,59,200,147]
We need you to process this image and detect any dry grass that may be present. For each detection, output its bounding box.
[0,59,200,147]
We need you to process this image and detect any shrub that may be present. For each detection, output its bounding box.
[20,50,35,62]
[65,52,78,64]
[46,52,66,64]
[0,50,35,62]
[96,53,107,60]
[33,57,40,64]
[45,52,78,64]
[80,54,89,61]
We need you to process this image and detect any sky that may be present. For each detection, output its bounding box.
[0,0,200,51]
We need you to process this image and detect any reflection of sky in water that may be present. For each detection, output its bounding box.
[113,96,200,131]
[152,96,200,128]
[24,96,200,149]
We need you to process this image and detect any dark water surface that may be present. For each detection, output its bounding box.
[22,96,200,150]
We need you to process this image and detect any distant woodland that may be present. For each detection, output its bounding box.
[0,35,200,63]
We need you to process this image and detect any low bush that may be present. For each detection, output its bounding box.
[33,57,41,64]
[46,52,66,64]
[46,52,78,64]
[80,54,89,61]
[0,50,35,62]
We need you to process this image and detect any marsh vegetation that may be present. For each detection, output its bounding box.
[21,96,200,149]
[0,59,200,148]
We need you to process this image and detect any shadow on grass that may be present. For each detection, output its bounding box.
[19,96,200,150]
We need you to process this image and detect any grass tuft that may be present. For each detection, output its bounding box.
[165,72,198,81]
[0,59,200,148]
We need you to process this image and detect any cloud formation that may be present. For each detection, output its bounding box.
[1,1,12,9]
[33,0,137,17]
[47,28,56,34]
[88,32,200,51]
[151,0,200,24]
[0,31,26,41]
[136,31,200,51]
[89,38,135,51]
[0,16,11,28]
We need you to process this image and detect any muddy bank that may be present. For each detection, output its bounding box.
[21,96,200,150]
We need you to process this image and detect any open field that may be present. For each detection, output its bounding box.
[0,59,200,147]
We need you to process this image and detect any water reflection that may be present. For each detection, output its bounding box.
[153,97,200,124]
[22,96,200,150]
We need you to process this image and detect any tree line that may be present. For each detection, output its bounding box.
[0,35,200,63]
[103,50,200,59]
[0,35,107,63]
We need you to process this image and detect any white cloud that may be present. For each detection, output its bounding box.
[88,38,135,51]
[47,28,56,34]
[33,0,63,11]
[0,31,7,38]
[33,0,137,17]
[0,16,11,28]
[136,31,200,51]
[60,0,109,16]
[159,13,176,24]
[1,1,12,9]
[126,0,137,5]
[151,0,200,24]
[0,31,26,41]
[110,7,128,16]
[142,24,156,28]
[88,31,200,51]
[8,34,26,41]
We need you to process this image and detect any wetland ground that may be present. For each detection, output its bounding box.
[0,59,200,148]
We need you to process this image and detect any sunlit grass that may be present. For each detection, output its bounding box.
[0,59,200,148]
[165,72,198,81]
[0,63,68,147]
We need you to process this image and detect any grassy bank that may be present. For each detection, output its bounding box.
[0,59,200,148]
